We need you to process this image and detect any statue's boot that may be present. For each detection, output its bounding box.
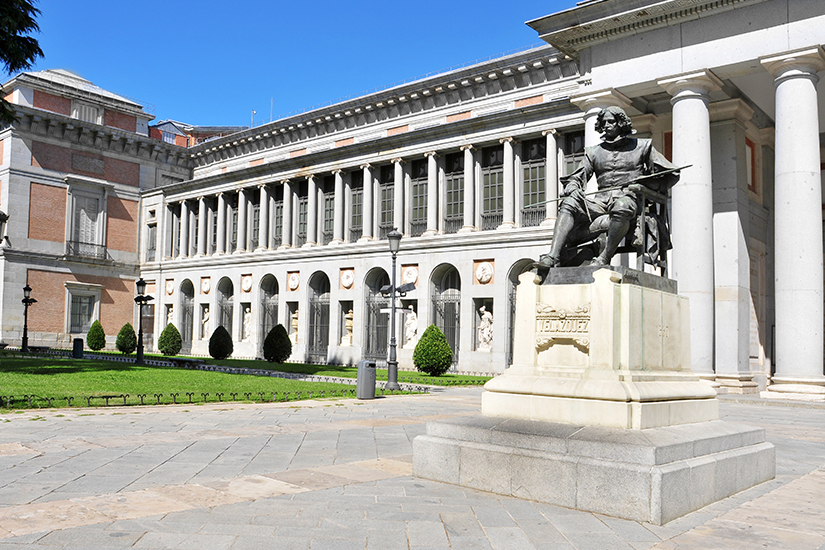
[590,218,629,266]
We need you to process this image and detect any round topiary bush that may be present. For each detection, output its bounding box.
[158,323,182,356]
[263,324,291,363]
[209,325,234,360]
[86,320,106,351]
[116,323,137,355]
[412,324,453,376]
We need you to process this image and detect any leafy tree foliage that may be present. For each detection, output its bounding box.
[263,324,291,363]
[0,1,44,124]
[412,324,453,376]
[209,325,233,360]
[116,323,137,355]
[86,320,106,351]
[158,323,182,356]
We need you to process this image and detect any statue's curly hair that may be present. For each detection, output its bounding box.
[594,106,633,136]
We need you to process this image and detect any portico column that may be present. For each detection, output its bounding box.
[542,129,560,224]
[256,184,269,251]
[236,189,247,253]
[196,196,207,256]
[393,158,404,234]
[361,164,373,241]
[178,200,189,258]
[761,47,825,387]
[216,192,226,254]
[459,145,475,233]
[280,180,293,248]
[659,70,723,378]
[306,175,317,246]
[424,152,438,236]
[332,170,344,244]
[499,137,515,230]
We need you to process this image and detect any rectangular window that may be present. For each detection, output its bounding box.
[229,198,238,253]
[162,131,176,144]
[481,146,504,230]
[71,194,102,258]
[410,159,427,237]
[70,295,95,333]
[379,183,394,239]
[146,223,157,261]
[272,200,283,247]
[563,130,585,175]
[210,202,217,254]
[72,102,100,124]
[350,171,363,242]
[322,194,334,244]
[191,211,198,254]
[521,137,546,227]
[746,137,757,194]
[296,196,308,247]
[444,152,464,234]
[251,203,260,249]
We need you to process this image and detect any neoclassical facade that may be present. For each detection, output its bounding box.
[3,0,824,395]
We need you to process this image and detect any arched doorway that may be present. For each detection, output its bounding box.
[431,264,461,366]
[307,272,330,363]
[363,268,390,362]
[260,275,279,349]
[179,280,195,354]
[217,277,234,338]
[506,260,535,367]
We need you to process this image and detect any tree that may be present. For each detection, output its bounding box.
[412,324,453,376]
[86,320,106,351]
[209,325,233,360]
[263,324,291,363]
[0,1,44,125]
[158,323,182,356]
[116,323,137,355]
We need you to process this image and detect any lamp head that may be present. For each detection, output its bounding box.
[387,227,402,254]
[23,284,31,299]
[136,278,147,296]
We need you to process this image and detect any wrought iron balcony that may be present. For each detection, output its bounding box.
[65,240,108,260]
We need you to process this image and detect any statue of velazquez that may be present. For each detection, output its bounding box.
[537,106,680,270]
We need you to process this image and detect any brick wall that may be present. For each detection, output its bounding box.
[28,183,66,242]
[27,269,135,335]
[175,135,187,147]
[106,196,137,252]
[31,141,140,186]
[32,90,71,116]
[149,127,162,140]
[104,109,137,133]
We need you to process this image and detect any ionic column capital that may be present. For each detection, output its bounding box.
[424,151,437,158]
[658,70,723,102]
[331,169,343,175]
[391,157,404,165]
[460,144,474,152]
[542,129,559,137]
[570,88,632,114]
[761,46,825,84]
[499,136,515,145]
[360,163,372,170]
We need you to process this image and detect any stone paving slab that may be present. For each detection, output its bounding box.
[0,390,822,548]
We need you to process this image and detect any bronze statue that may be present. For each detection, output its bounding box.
[538,106,680,270]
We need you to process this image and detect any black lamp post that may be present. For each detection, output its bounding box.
[386,228,402,391]
[134,278,154,364]
[21,284,36,353]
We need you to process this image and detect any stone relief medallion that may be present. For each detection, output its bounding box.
[241,275,253,293]
[165,280,174,295]
[288,272,300,291]
[402,266,418,285]
[475,261,494,284]
[200,277,211,294]
[340,269,355,289]
[535,303,591,352]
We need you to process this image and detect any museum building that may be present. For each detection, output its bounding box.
[1,0,824,396]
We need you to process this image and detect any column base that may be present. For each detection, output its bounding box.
[457,226,476,234]
[715,375,759,394]
[496,222,515,231]
[540,217,556,226]
[277,244,292,250]
[253,246,269,253]
[421,230,438,237]
[357,236,374,243]
[301,242,316,248]
[329,239,344,245]
[233,249,246,254]
[762,383,825,401]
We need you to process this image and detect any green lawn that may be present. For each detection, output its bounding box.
[0,357,366,410]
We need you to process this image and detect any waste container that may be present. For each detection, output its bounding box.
[356,360,376,399]
[72,338,84,359]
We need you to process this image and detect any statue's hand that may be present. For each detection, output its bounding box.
[564,184,585,202]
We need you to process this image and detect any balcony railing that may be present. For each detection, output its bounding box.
[521,207,545,228]
[443,217,462,234]
[65,240,108,259]
[409,221,426,237]
[480,212,502,231]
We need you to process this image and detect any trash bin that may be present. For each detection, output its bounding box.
[356,360,376,399]
[72,338,84,359]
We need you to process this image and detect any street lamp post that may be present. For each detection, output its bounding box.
[21,285,36,353]
[134,278,154,365]
[386,228,402,391]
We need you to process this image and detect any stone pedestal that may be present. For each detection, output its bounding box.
[413,267,775,524]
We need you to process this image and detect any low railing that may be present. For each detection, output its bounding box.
[65,240,108,260]
[480,212,502,231]
[443,218,462,234]
[409,221,426,237]
[520,207,545,227]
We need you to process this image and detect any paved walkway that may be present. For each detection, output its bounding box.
[0,388,822,549]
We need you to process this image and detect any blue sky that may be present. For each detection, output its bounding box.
[15,0,578,127]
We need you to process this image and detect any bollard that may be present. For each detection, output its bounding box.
[72,338,84,359]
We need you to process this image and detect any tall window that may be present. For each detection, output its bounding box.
[443,152,464,234]
[67,191,107,259]
[521,137,546,227]
[296,184,308,247]
[563,130,585,175]
[146,223,157,261]
[228,196,238,253]
[272,187,284,247]
[481,146,504,230]
[350,171,363,241]
[409,159,427,237]
[322,176,334,245]
[378,165,394,239]
[70,295,95,333]
[251,201,260,249]
[210,200,218,254]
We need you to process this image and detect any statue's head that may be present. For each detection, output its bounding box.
[595,106,633,137]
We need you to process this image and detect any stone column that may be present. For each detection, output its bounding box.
[543,130,560,224]
[332,170,344,244]
[196,196,207,256]
[659,70,723,378]
[424,152,438,236]
[393,158,404,234]
[216,192,226,254]
[280,180,293,248]
[459,145,475,233]
[761,47,825,387]
[306,175,317,246]
[236,189,247,253]
[178,200,189,259]
[361,164,373,241]
[709,100,758,393]
[256,184,269,251]
[498,137,516,229]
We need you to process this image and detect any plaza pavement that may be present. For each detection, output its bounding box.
[0,387,822,550]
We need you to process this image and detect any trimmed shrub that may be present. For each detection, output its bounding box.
[158,323,182,356]
[412,324,453,376]
[86,320,106,351]
[263,324,291,363]
[209,325,234,360]
[116,323,137,355]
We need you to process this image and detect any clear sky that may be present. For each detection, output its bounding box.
[11,0,579,128]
